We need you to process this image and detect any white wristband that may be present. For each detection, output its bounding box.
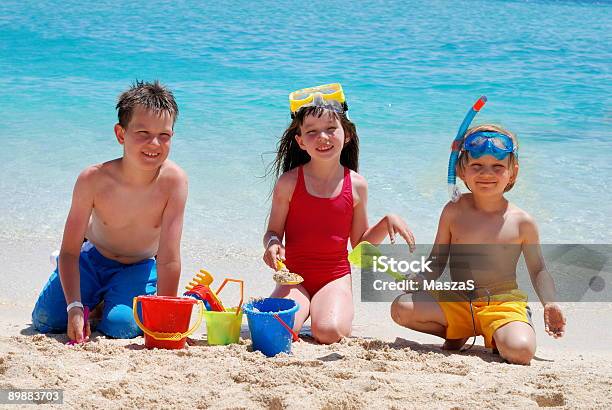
[266,235,280,249]
[66,301,84,313]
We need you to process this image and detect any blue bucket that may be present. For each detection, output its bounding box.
[244,298,299,357]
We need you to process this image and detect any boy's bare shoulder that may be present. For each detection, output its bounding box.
[507,203,539,235]
[158,160,187,182]
[506,202,535,222]
[440,194,470,220]
[77,160,118,185]
[155,161,188,201]
[78,164,103,181]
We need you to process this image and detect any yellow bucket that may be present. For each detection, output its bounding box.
[203,308,243,345]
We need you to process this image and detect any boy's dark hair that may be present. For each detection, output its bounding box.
[269,106,359,179]
[116,80,179,128]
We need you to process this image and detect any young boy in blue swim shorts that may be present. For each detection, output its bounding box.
[32,81,188,341]
[391,100,566,365]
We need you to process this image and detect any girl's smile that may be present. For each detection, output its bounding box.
[295,113,346,160]
[316,143,334,152]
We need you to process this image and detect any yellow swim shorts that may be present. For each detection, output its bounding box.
[432,289,533,348]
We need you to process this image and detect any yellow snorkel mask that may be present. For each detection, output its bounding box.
[289,83,348,118]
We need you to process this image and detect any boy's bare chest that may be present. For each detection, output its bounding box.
[93,182,167,228]
[451,213,521,244]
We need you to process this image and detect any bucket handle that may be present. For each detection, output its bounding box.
[132,297,205,341]
[216,278,244,316]
[273,313,299,342]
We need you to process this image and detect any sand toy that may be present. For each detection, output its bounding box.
[184,269,226,311]
[273,260,304,285]
[185,269,245,345]
[348,241,405,281]
[133,296,204,349]
[244,298,299,357]
[202,277,244,345]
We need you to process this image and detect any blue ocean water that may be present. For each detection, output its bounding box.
[1,0,611,255]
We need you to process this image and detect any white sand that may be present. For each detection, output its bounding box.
[1,237,611,408]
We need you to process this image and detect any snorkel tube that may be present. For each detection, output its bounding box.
[447,96,487,202]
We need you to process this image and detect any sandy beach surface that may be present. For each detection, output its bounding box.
[1,237,611,409]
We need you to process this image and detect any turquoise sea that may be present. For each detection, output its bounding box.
[1,0,611,261]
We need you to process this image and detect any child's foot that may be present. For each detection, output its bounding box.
[442,338,469,350]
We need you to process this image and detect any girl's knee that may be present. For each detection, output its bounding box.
[312,321,351,345]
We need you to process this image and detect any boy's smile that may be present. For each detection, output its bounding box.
[115,106,174,172]
[462,154,517,196]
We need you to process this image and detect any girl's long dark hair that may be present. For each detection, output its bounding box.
[268,106,359,179]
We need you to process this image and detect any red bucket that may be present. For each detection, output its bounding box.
[133,296,203,349]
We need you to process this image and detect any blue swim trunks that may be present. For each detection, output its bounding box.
[32,242,157,339]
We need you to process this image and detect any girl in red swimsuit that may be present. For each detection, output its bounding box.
[263,84,415,344]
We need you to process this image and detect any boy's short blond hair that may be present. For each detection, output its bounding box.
[456,124,519,192]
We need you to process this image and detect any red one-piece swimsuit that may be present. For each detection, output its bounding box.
[284,165,353,296]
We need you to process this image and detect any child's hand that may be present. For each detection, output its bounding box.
[67,307,90,343]
[385,214,416,252]
[263,242,285,270]
[544,302,566,338]
[403,272,426,293]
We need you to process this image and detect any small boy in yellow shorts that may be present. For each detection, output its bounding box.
[391,98,566,365]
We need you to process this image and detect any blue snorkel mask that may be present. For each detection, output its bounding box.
[463,131,517,160]
[447,97,519,202]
